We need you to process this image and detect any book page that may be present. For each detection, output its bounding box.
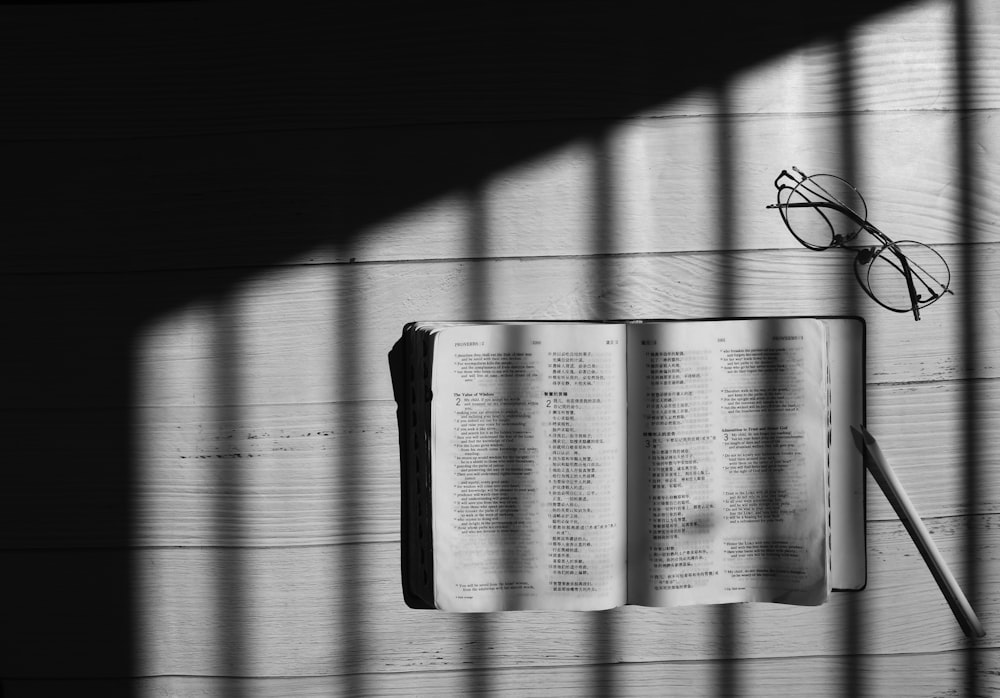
[430,323,628,611]
[626,319,830,607]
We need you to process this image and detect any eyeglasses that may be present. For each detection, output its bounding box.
[767,167,953,321]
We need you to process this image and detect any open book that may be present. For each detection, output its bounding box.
[390,317,866,612]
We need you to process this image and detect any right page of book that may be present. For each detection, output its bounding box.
[626,318,831,607]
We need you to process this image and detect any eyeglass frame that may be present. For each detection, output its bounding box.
[767,167,953,321]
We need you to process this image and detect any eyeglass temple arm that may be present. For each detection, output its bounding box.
[767,201,871,243]
[897,253,922,321]
[769,201,896,242]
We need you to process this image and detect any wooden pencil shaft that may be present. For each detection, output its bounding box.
[860,426,985,638]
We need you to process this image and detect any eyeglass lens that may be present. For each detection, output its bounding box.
[780,174,867,250]
[856,241,952,312]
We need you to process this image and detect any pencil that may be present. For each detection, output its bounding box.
[857,425,985,638]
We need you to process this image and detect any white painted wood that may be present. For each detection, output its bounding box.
[6,517,990,679]
[6,648,999,698]
[111,518,989,676]
[2,1,998,695]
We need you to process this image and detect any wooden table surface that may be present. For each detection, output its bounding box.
[2,2,998,696]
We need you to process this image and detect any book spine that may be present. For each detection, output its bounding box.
[397,329,435,608]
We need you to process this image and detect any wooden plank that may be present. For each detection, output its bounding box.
[1,516,994,679]
[1,378,996,549]
[2,1,997,141]
[4,649,998,698]
[3,244,988,409]
[6,110,999,274]
[127,518,998,674]
[125,244,998,407]
[649,0,1000,118]
[290,648,1000,698]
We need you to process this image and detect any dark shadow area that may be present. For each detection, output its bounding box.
[463,185,492,696]
[711,79,741,696]
[0,0,925,691]
[335,264,368,697]
[212,296,248,697]
[589,128,620,691]
[954,0,985,695]
[831,28,867,698]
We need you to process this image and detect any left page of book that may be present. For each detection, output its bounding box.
[429,323,628,611]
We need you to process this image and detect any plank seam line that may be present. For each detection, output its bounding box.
[5,241,996,277]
